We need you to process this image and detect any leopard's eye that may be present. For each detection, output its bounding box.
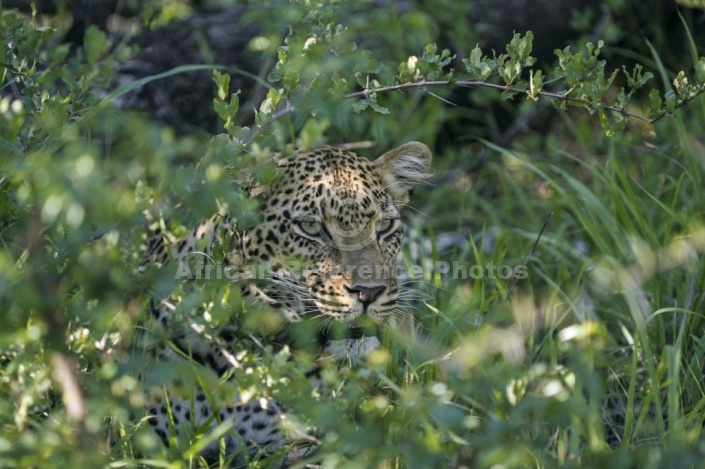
[298,220,322,237]
[375,218,395,236]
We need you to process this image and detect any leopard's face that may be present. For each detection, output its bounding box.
[241,143,432,327]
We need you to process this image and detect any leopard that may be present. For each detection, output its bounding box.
[138,142,432,465]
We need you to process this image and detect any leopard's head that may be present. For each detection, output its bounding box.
[241,142,431,352]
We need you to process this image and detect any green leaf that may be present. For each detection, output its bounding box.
[331,72,348,95]
[499,59,521,84]
[501,89,518,101]
[297,118,330,149]
[84,25,110,64]
[213,99,227,120]
[352,99,369,113]
[507,32,534,62]
[649,89,663,115]
[623,64,654,90]
[267,70,282,83]
[673,71,689,97]
[695,57,705,85]
[212,71,230,101]
[355,50,381,86]
[259,88,282,115]
[664,90,677,113]
[283,70,300,94]
[227,91,240,116]
[369,101,390,114]
[528,69,543,101]
[469,45,482,67]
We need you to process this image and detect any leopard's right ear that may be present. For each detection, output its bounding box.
[374,142,432,205]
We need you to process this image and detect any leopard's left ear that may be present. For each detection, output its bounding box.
[374,141,432,204]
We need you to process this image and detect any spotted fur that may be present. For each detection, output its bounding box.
[139,142,432,464]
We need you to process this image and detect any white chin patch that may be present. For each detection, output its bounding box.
[324,336,381,361]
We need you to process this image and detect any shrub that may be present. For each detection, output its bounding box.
[2,1,705,468]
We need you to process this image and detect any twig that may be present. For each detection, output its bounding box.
[345,80,658,123]
[241,104,295,148]
[422,87,457,106]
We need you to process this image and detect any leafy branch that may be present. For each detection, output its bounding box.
[344,78,658,124]
[212,70,295,148]
[180,13,705,144]
[345,35,705,136]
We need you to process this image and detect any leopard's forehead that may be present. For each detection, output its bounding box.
[272,146,394,221]
[279,146,379,182]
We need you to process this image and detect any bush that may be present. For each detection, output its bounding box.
[2,1,705,468]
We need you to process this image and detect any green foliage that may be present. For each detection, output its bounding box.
[2,1,705,468]
[212,70,241,137]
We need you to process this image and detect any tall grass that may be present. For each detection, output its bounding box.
[401,103,705,467]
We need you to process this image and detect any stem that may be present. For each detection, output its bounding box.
[345,79,662,124]
[241,104,295,148]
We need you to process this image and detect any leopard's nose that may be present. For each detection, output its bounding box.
[345,284,386,306]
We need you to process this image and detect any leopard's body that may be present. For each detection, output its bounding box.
[139,142,432,464]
